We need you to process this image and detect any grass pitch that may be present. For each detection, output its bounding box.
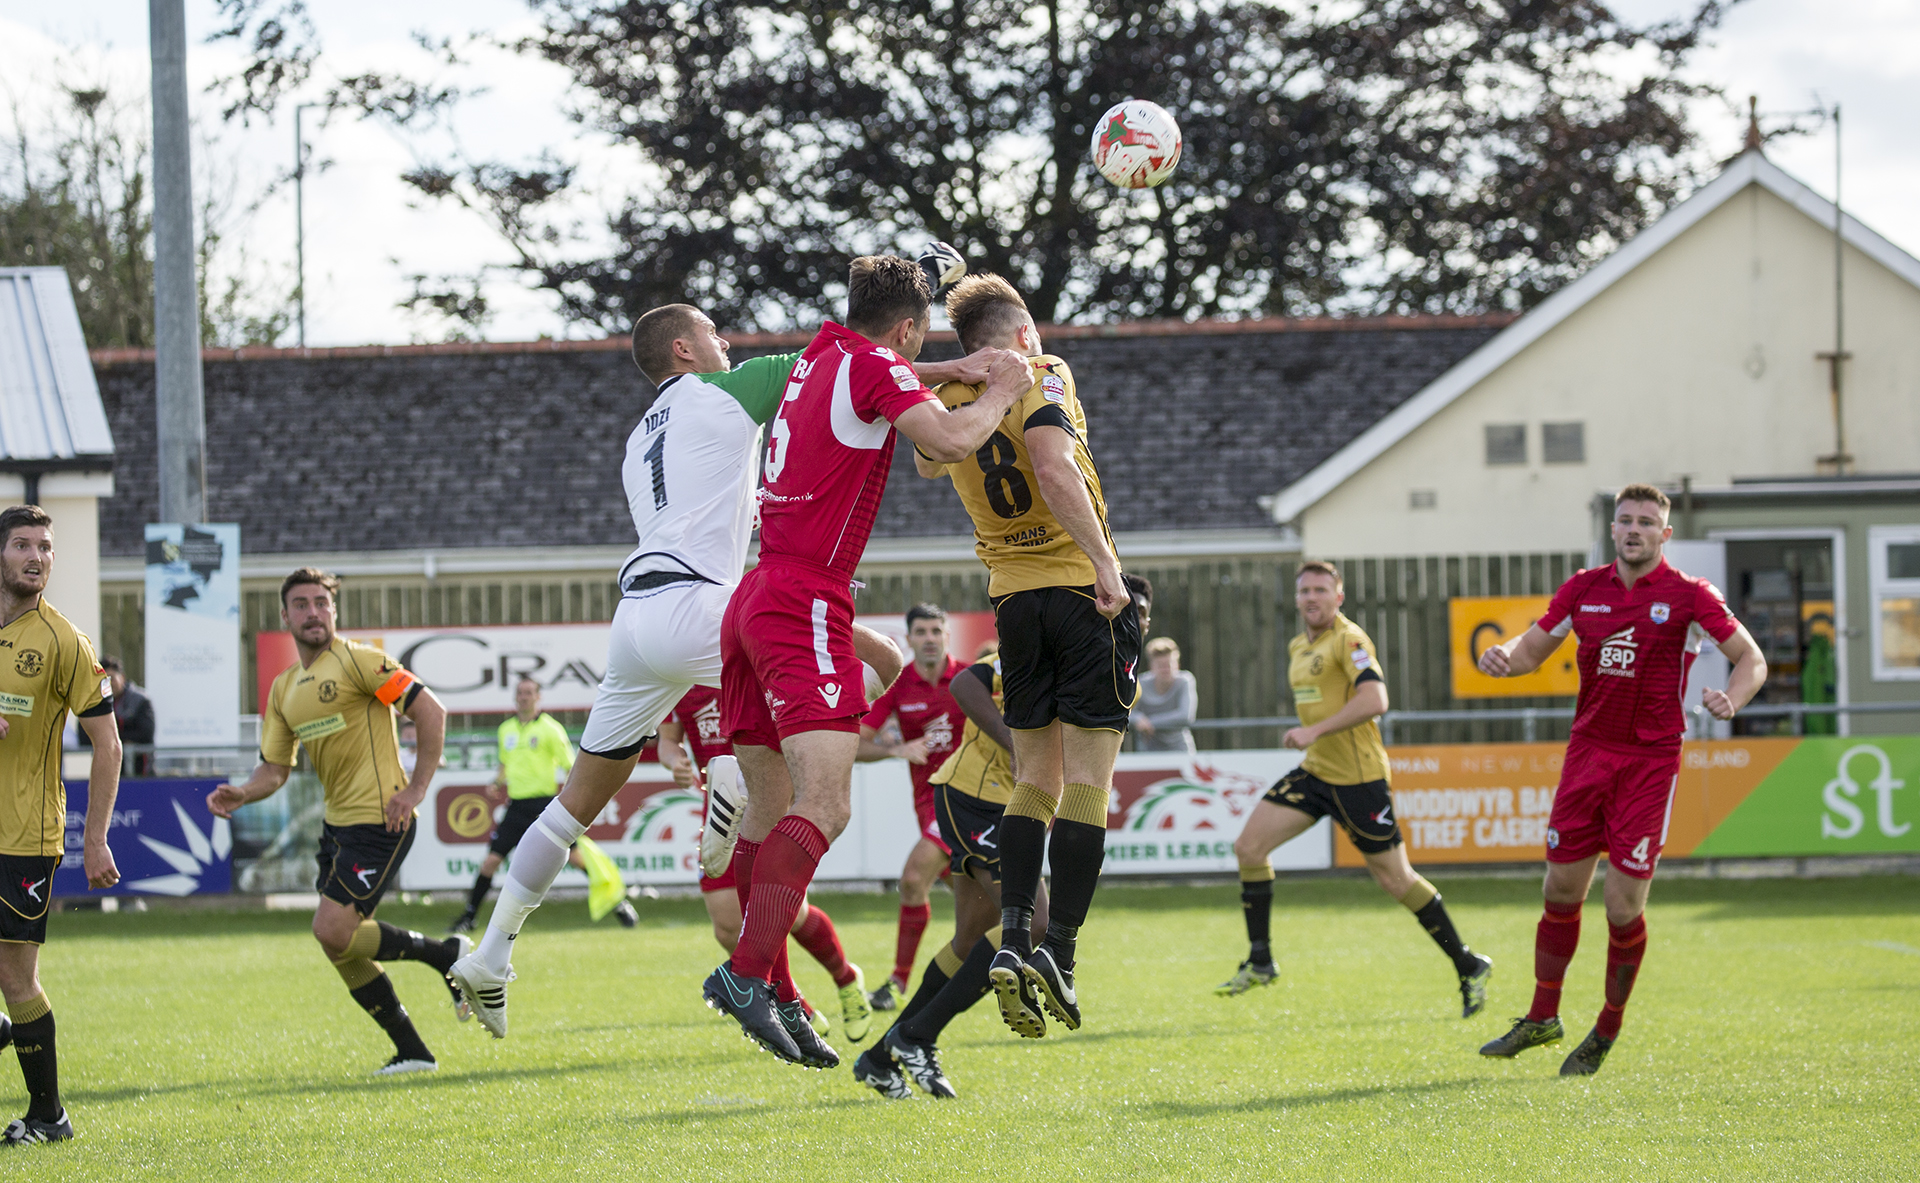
[20,874,1920,1181]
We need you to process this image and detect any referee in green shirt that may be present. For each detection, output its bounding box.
[450,677,638,932]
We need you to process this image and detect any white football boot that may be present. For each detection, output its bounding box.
[699,755,746,880]
[449,951,515,1040]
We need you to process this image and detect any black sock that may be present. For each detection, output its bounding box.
[376,921,457,973]
[1242,879,1274,965]
[10,1011,59,1122]
[463,873,493,916]
[900,937,996,1044]
[895,960,953,1028]
[997,814,1048,958]
[1041,817,1106,968]
[348,975,433,1062]
[1414,894,1479,975]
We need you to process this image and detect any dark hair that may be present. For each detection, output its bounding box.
[1123,573,1153,604]
[101,655,124,673]
[945,274,1030,353]
[1615,483,1671,516]
[847,255,931,338]
[0,504,52,549]
[631,303,710,384]
[1296,559,1342,591]
[280,566,341,607]
[905,603,948,630]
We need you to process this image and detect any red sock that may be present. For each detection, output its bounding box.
[893,902,932,985]
[1527,898,1583,1022]
[730,837,761,919]
[1595,915,1648,1040]
[792,905,856,988]
[730,816,829,982]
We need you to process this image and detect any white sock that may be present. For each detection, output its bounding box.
[475,800,588,972]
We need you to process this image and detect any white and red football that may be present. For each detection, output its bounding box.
[1091,99,1182,190]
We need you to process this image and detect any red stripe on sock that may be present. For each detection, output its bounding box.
[1528,900,1583,1023]
[729,818,826,983]
[893,902,932,985]
[793,905,855,988]
[1595,916,1648,1039]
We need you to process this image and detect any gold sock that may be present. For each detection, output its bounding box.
[934,943,965,977]
[1239,862,1276,884]
[1397,876,1438,912]
[6,990,50,1024]
[1056,782,1110,828]
[331,920,385,986]
[983,925,1004,950]
[1006,781,1058,824]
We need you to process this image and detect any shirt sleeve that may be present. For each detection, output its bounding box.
[1692,577,1740,644]
[706,352,800,426]
[497,720,512,764]
[1020,360,1077,436]
[1341,630,1383,686]
[861,683,898,731]
[856,350,941,423]
[546,717,576,772]
[351,646,419,710]
[61,628,108,717]
[1538,573,1581,638]
[260,679,298,766]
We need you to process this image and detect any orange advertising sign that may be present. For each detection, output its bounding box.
[1448,596,1579,698]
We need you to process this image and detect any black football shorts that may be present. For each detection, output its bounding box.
[316,821,414,914]
[936,784,1006,882]
[1264,767,1403,854]
[991,584,1142,732]
[0,854,60,944]
[489,794,559,857]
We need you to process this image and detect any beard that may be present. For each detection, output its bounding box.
[0,560,45,599]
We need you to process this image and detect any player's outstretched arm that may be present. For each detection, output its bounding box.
[1704,623,1768,720]
[388,687,447,832]
[1477,625,1562,678]
[913,348,999,388]
[853,621,905,691]
[1282,680,1388,750]
[76,711,122,890]
[893,349,1032,462]
[1027,424,1127,618]
[207,760,293,819]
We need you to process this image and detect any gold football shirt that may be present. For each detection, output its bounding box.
[930,355,1114,597]
[928,658,1013,805]
[0,600,108,856]
[1288,613,1390,785]
[261,637,420,826]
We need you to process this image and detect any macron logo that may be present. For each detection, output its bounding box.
[1579,604,1612,613]
[819,683,842,708]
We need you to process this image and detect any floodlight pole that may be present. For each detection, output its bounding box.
[149,0,207,525]
[294,103,321,349]
[1816,103,1851,475]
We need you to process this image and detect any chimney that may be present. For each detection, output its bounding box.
[1745,95,1764,153]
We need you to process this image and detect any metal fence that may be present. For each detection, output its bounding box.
[1185,701,1920,747]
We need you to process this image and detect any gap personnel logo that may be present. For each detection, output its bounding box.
[13,649,43,678]
[1650,602,1671,624]
[1597,626,1638,677]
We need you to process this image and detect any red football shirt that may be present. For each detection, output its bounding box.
[666,685,732,772]
[1537,558,1738,749]
[861,655,966,797]
[758,322,939,576]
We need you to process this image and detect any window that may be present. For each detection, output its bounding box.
[1484,424,1526,465]
[1542,422,1585,464]
[1409,489,1437,510]
[1869,526,1920,680]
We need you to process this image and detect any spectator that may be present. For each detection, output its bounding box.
[1131,637,1197,753]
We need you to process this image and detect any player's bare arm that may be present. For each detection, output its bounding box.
[1282,680,1389,750]
[207,760,293,818]
[385,687,448,832]
[1026,422,1127,618]
[913,349,1000,387]
[657,719,700,789]
[853,622,905,691]
[75,711,121,890]
[893,349,1032,462]
[950,666,1016,754]
[1477,624,1565,678]
[856,723,929,765]
[1704,624,1768,720]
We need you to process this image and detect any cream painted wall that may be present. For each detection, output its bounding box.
[1301,183,1920,556]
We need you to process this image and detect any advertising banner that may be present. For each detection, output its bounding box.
[57,779,232,897]
[257,612,999,716]
[1449,596,1579,698]
[144,524,241,745]
[400,747,1329,890]
[1333,737,1920,867]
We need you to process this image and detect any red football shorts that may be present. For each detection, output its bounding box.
[720,560,867,747]
[1546,736,1682,880]
[913,782,951,856]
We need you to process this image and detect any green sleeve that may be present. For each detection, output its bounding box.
[544,716,576,771]
[497,720,512,765]
[704,352,800,426]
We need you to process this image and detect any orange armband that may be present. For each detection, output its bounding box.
[374,669,419,706]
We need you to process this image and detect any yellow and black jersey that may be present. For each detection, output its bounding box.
[260,637,420,827]
[929,355,1114,597]
[0,601,109,857]
[1288,613,1390,786]
[928,658,1014,805]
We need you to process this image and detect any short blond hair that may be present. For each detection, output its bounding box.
[945,274,1030,352]
[1615,483,1671,516]
[1146,637,1179,659]
[1296,559,1342,591]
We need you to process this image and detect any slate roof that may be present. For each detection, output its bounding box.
[1,268,115,467]
[89,316,1505,557]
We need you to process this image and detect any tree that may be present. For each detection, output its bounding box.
[214,0,1751,334]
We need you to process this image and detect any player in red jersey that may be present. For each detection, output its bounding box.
[856,603,965,1008]
[1476,484,1765,1074]
[704,254,1035,1064]
[658,687,875,1042]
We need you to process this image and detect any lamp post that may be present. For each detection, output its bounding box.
[294,102,321,348]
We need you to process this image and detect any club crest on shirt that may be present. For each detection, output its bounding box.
[888,364,918,391]
[1041,374,1067,404]
[1350,647,1372,670]
[1650,602,1671,624]
[13,649,43,678]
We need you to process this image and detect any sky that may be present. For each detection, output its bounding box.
[1,0,1915,348]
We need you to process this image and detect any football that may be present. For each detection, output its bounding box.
[1092,99,1182,189]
